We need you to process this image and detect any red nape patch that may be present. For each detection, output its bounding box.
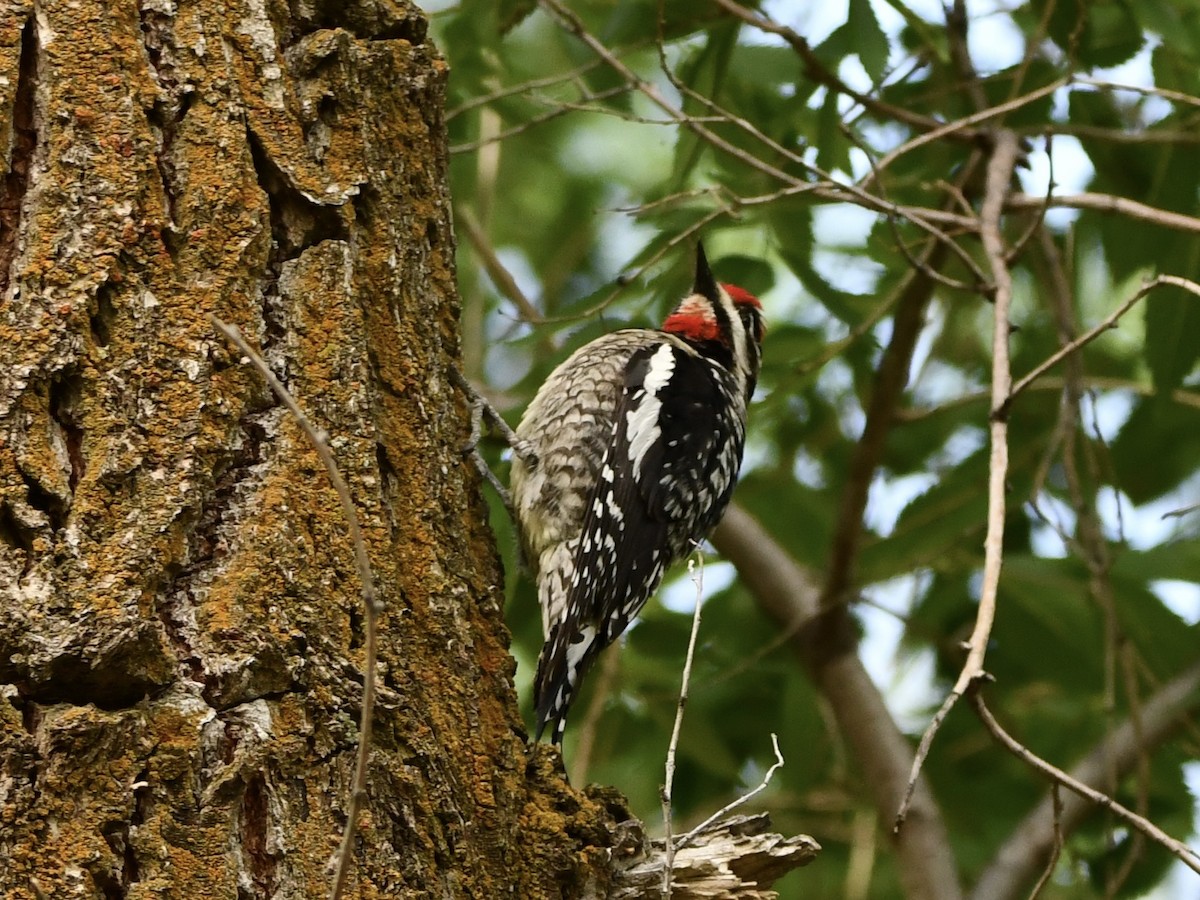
[722,283,761,308]
[662,309,721,342]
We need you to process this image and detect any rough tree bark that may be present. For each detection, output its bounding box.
[0,0,649,895]
[0,1,816,897]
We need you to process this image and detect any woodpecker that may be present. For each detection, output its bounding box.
[510,244,765,744]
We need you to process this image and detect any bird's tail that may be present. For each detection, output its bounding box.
[533,619,601,745]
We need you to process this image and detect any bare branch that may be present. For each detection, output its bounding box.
[674,734,786,854]
[1006,191,1200,234]
[969,685,1200,887]
[661,552,707,896]
[897,131,1021,829]
[1006,274,1200,410]
[711,0,954,137]
[209,318,381,900]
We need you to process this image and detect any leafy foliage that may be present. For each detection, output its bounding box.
[431,0,1200,896]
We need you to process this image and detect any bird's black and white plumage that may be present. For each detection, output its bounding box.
[510,245,765,744]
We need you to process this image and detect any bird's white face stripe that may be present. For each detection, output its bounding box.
[716,284,750,387]
[626,343,674,470]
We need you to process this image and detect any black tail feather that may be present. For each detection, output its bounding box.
[533,620,602,745]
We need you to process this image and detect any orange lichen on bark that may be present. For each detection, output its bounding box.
[0,1,629,896]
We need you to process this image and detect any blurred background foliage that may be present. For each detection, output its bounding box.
[427,0,1200,896]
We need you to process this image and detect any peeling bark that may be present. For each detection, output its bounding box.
[613,814,819,899]
[0,1,637,896]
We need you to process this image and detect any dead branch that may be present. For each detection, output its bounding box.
[612,813,819,899]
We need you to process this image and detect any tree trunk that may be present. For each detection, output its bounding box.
[0,1,633,895]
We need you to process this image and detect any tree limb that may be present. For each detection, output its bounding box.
[1006,192,1200,234]
[969,664,1200,900]
[712,505,964,900]
[896,130,1020,831]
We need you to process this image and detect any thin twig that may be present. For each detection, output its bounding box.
[210,318,381,900]
[1016,122,1200,145]
[951,130,1019,692]
[712,0,954,136]
[896,131,1020,831]
[1162,502,1200,520]
[1073,75,1200,111]
[457,208,544,324]
[533,212,724,325]
[446,57,607,121]
[673,733,785,853]
[1006,191,1200,234]
[862,80,1065,188]
[895,376,1200,422]
[1006,274,1200,409]
[970,690,1200,877]
[661,551,705,898]
[1026,785,1063,900]
[840,121,986,292]
[1005,135,1054,266]
[454,84,712,154]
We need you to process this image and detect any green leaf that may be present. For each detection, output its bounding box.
[882,0,948,62]
[712,253,775,297]
[1110,578,1198,679]
[848,0,890,82]
[992,556,1104,690]
[1111,399,1200,503]
[1034,0,1144,69]
[815,86,849,175]
[1145,275,1200,395]
[1111,540,1200,584]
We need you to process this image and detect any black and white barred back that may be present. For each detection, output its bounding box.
[510,245,764,744]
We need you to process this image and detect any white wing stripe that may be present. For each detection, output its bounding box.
[626,343,674,470]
